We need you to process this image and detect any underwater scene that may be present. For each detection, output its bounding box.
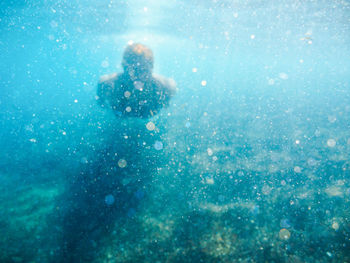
[1,0,350,262]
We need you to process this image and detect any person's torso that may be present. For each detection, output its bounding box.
[110,74,168,118]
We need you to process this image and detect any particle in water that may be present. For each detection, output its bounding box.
[154,141,163,150]
[295,140,300,145]
[299,59,304,63]
[268,78,275,85]
[279,72,289,80]
[134,81,144,91]
[327,139,336,147]
[279,228,291,240]
[328,115,337,123]
[118,159,127,168]
[201,80,207,86]
[74,99,78,103]
[192,67,197,73]
[326,252,332,258]
[101,60,109,68]
[262,185,272,195]
[332,222,339,231]
[294,166,302,173]
[207,148,213,156]
[50,20,58,28]
[250,34,255,39]
[146,121,155,131]
[205,177,214,185]
[307,158,318,166]
[124,91,131,98]
[105,194,115,206]
[185,121,191,128]
[125,106,131,112]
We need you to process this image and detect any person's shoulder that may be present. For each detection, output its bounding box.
[153,74,177,95]
[98,72,118,85]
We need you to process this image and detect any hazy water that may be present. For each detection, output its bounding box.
[1,0,350,262]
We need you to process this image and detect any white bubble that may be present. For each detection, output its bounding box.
[250,34,255,39]
[192,67,197,73]
[279,228,291,240]
[279,73,289,80]
[307,158,318,166]
[294,166,302,173]
[124,91,131,98]
[118,159,127,168]
[50,20,58,28]
[268,78,275,85]
[74,99,78,103]
[125,106,131,112]
[262,185,272,195]
[207,148,213,156]
[101,60,109,68]
[154,141,163,150]
[327,139,336,147]
[314,129,321,137]
[328,115,337,123]
[146,122,155,131]
[201,80,207,86]
[205,177,214,185]
[332,221,339,231]
[134,81,144,91]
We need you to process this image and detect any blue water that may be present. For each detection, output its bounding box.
[1,0,350,262]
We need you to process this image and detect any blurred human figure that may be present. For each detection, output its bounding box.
[58,43,175,262]
[97,43,176,118]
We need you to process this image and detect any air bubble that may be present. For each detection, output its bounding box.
[118,159,127,168]
[154,141,163,150]
[327,139,336,147]
[146,122,155,131]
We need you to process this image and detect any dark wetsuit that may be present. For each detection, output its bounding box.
[97,72,176,118]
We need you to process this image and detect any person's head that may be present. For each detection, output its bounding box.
[122,43,154,81]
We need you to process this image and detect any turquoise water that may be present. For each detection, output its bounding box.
[1,0,350,262]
